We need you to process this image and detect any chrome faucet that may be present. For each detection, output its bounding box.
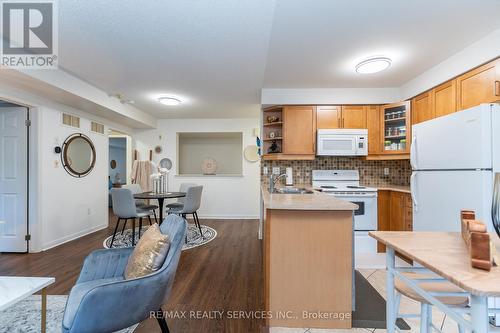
[269,173,287,193]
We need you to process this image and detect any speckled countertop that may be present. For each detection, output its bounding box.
[261,184,358,211]
[368,185,411,194]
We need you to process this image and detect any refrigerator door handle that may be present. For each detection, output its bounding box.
[410,172,418,212]
[491,173,500,237]
[410,135,417,170]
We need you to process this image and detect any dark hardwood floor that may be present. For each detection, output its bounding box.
[0,213,265,332]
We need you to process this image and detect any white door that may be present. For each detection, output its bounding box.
[411,104,495,170]
[411,170,492,232]
[0,107,28,252]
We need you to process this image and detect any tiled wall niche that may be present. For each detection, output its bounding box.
[261,157,411,186]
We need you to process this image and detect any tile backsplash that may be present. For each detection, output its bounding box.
[261,157,411,186]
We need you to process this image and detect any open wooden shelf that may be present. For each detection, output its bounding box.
[263,106,283,112]
[365,154,409,160]
[385,135,406,140]
[263,122,283,127]
[263,137,283,141]
[384,117,406,123]
[262,153,315,161]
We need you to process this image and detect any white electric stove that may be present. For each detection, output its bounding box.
[312,170,378,253]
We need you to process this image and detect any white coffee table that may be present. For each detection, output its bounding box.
[0,276,55,333]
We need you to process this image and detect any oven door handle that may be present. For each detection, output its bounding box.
[333,194,378,198]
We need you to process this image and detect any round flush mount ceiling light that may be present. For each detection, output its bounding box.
[355,57,392,74]
[158,97,182,106]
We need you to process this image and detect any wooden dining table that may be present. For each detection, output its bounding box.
[134,191,186,224]
[370,231,500,333]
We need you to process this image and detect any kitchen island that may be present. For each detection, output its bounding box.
[261,185,358,329]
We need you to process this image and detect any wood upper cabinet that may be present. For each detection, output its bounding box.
[316,105,367,129]
[412,79,457,125]
[412,91,433,125]
[456,57,500,110]
[367,105,381,155]
[433,80,456,118]
[316,105,341,129]
[341,105,367,129]
[282,106,316,155]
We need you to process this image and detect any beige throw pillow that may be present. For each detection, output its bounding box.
[124,224,170,279]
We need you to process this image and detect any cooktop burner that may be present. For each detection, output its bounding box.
[320,185,337,189]
[346,185,366,189]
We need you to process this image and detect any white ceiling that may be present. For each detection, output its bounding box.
[264,0,500,88]
[57,0,500,119]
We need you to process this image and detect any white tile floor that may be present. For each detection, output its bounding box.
[269,269,474,333]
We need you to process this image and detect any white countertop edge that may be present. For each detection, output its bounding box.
[0,276,55,311]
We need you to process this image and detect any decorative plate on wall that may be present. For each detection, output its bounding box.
[201,158,217,175]
[244,145,260,162]
[159,157,172,171]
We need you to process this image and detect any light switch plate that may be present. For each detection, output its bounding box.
[263,167,268,175]
[272,167,280,175]
[384,168,390,176]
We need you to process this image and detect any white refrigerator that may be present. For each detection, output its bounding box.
[411,103,500,233]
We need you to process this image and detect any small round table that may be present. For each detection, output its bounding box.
[134,192,186,224]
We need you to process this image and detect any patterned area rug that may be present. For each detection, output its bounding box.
[0,295,137,333]
[103,223,217,250]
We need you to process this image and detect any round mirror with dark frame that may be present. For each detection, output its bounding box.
[61,133,96,178]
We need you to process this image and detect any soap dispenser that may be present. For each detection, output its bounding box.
[285,167,293,186]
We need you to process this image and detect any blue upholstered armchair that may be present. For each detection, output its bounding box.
[62,215,187,333]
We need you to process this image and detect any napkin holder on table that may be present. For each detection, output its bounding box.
[460,210,496,271]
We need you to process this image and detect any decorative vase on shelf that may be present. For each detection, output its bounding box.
[268,140,279,154]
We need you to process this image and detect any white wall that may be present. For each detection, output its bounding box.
[36,107,110,250]
[134,118,260,219]
[261,87,401,105]
[0,85,134,252]
[400,28,500,99]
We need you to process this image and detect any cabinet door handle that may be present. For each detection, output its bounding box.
[495,81,500,96]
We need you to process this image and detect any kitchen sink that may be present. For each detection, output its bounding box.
[274,187,314,194]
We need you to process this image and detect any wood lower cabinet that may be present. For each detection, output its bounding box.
[282,106,316,156]
[316,105,341,129]
[341,105,367,129]
[377,190,391,252]
[377,190,413,253]
[456,58,500,110]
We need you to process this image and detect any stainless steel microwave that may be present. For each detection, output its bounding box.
[317,129,368,156]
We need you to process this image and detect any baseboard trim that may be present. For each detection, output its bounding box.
[39,223,108,252]
[195,215,259,220]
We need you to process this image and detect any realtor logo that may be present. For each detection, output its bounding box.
[1,0,58,68]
